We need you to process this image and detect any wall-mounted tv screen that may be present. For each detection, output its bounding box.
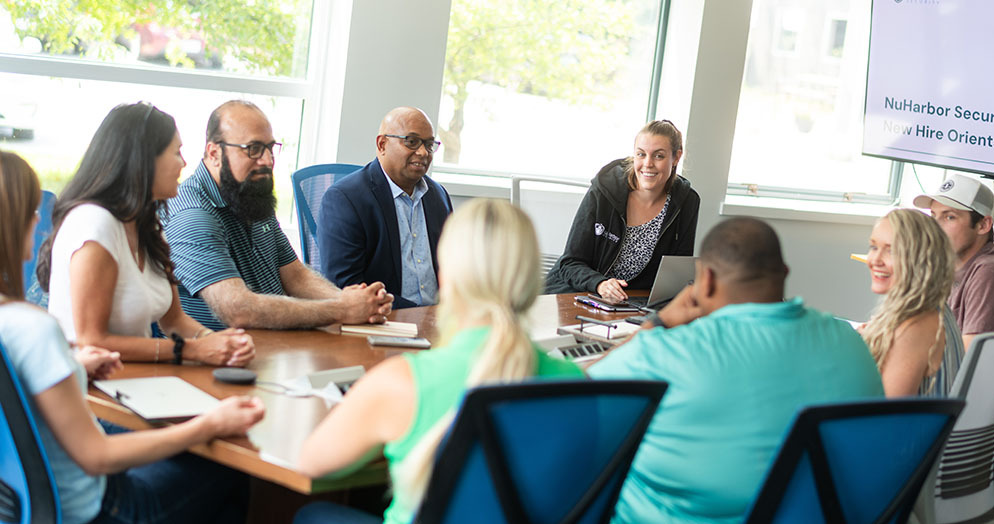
[863,0,994,175]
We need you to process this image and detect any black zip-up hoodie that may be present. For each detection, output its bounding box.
[545,158,700,294]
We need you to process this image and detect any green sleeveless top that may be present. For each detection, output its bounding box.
[382,326,585,524]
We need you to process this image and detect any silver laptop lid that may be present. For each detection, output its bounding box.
[646,256,698,307]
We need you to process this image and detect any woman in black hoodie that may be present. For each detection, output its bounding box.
[545,120,700,301]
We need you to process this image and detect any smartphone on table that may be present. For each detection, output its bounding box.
[366,336,432,349]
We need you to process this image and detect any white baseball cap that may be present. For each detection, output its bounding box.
[913,174,994,217]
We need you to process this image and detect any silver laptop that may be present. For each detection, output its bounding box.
[622,255,698,309]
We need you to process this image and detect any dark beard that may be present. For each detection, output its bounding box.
[217,152,277,223]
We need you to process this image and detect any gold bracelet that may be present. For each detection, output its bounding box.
[154,338,160,363]
[194,328,214,340]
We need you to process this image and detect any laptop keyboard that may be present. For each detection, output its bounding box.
[552,341,610,361]
[624,296,648,307]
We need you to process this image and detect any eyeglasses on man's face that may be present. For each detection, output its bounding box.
[217,141,282,159]
[383,134,441,153]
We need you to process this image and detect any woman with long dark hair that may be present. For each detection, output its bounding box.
[37,103,253,366]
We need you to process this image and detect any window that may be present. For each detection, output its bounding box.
[433,0,671,181]
[775,9,803,55]
[1,2,313,79]
[826,18,847,58]
[0,2,324,223]
[727,0,898,205]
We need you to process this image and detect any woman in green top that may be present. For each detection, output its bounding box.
[296,198,584,524]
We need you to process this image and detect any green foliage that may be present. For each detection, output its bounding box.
[441,0,637,161]
[0,0,309,77]
[445,0,634,104]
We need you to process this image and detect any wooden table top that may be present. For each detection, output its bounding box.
[87,292,639,493]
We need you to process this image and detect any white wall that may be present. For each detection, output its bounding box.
[319,0,881,321]
[315,0,452,167]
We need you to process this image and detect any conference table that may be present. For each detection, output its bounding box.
[86,293,641,495]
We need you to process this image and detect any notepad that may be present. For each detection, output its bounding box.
[341,321,418,338]
[557,321,640,342]
[94,376,219,422]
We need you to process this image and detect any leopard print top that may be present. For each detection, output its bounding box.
[606,194,671,282]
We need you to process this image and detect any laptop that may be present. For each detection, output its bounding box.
[615,255,698,309]
[535,334,612,363]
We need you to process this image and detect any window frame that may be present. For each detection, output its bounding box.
[725,0,902,208]
[0,0,331,171]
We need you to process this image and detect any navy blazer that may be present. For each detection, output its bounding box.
[317,158,453,309]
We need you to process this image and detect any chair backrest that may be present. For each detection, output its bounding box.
[413,379,667,524]
[0,340,61,524]
[745,398,964,524]
[22,190,55,307]
[291,163,361,269]
[928,333,994,523]
[509,175,589,275]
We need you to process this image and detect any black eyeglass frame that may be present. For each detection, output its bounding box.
[217,141,283,160]
[383,134,441,153]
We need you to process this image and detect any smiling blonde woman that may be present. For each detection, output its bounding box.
[862,208,964,397]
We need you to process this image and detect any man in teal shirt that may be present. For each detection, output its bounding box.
[589,217,884,524]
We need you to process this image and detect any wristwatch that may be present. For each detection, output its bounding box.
[649,314,668,329]
[170,333,185,365]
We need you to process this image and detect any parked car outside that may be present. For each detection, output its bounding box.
[0,111,33,140]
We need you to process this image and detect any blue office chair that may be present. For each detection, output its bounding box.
[411,379,667,524]
[0,340,61,524]
[22,190,55,307]
[744,398,964,524]
[291,163,361,269]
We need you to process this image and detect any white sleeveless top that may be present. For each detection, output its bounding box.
[47,204,172,340]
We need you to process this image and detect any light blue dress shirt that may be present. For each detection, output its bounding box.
[381,167,439,306]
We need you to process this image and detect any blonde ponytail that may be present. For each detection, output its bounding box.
[393,198,541,508]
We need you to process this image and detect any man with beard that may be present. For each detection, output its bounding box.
[317,107,452,309]
[163,100,393,330]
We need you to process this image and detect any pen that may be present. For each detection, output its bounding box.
[575,315,616,327]
[575,296,613,312]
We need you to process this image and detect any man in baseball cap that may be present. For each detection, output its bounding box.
[914,173,994,350]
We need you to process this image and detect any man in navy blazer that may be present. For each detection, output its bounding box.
[318,107,453,309]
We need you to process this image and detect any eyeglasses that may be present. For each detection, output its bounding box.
[217,141,282,159]
[383,134,441,153]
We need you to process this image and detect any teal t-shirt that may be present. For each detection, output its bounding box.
[589,298,884,524]
[382,326,585,524]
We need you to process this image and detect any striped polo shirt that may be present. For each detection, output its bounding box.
[163,161,298,330]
